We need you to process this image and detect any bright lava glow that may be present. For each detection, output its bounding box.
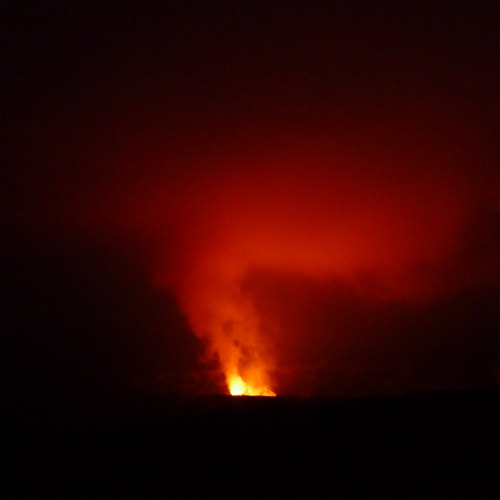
[228,374,276,396]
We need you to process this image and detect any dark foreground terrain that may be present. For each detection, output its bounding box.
[1,386,499,497]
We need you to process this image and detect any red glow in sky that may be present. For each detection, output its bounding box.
[3,1,498,397]
[95,124,497,395]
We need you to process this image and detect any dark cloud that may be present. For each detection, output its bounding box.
[1,238,202,408]
[242,267,499,396]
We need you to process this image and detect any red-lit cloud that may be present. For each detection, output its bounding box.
[76,117,498,395]
[4,2,497,397]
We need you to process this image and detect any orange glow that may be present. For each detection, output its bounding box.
[88,130,496,396]
[228,374,276,396]
[6,0,497,402]
[174,269,278,396]
[145,144,471,395]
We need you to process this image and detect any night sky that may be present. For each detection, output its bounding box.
[2,1,499,402]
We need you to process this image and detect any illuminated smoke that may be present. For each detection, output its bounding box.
[4,2,497,398]
[140,132,485,396]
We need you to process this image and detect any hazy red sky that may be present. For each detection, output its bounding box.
[3,1,499,397]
